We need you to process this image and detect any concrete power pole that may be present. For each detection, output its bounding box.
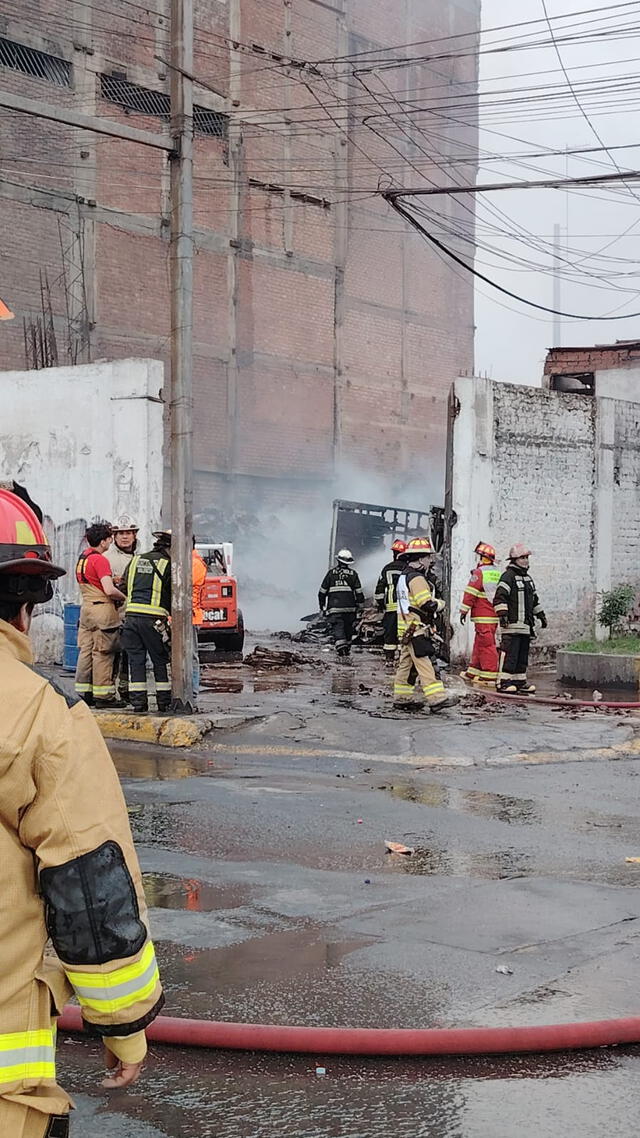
[169,0,195,712]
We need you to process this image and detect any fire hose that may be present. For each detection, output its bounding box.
[482,689,640,710]
[58,1004,640,1056]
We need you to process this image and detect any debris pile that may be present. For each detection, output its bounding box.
[243,644,314,670]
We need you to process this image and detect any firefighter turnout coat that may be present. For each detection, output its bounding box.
[460,565,501,625]
[124,548,172,618]
[374,560,404,614]
[318,565,365,614]
[493,564,543,635]
[0,618,163,1117]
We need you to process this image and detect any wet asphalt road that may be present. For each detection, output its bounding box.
[56,647,640,1136]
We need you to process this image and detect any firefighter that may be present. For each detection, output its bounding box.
[106,514,139,586]
[374,539,407,665]
[494,543,547,694]
[393,536,458,711]
[121,530,172,712]
[460,541,501,685]
[0,488,163,1137]
[74,522,126,707]
[318,548,365,658]
[106,514,140,703]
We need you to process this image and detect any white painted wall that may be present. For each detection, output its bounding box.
[449,376,640,659]
[0,358,164,599]
[596,366,640,403]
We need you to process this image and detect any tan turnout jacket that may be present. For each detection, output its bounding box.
[0,619,163,1117]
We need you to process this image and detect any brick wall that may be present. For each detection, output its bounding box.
[0,0,479,529]
[449,376,640,660]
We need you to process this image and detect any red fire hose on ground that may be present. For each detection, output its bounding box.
[476,689,640,711]
[58,1005,640,1056]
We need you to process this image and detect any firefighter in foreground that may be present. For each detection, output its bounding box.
[106,513,140,703]
[0,488,163,1137]
[74,522,126,707]
[374,538,407,665]
[121,530,172,712]
[318,549,365,658]
[493,543,547,693]
[393,536,458,711]
[459,541,501,685]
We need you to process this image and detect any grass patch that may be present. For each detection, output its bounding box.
[566,636,640,655]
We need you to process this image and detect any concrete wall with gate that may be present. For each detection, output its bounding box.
[0,358,164,599]
[447,376,640,662]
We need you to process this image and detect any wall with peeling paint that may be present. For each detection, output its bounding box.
[448,376,640,660]
[0,358,164,597]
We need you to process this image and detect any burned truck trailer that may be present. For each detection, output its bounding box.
[328,499,445,566]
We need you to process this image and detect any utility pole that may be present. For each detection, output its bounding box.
[169,0,195,712]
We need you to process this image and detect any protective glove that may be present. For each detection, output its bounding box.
[499,614,509,629]
[538,612,548,628]
[460,611,467,625]
[424,600,438,618]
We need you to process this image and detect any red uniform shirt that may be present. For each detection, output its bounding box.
[76,548,113,592]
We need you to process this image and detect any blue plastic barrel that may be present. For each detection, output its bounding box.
[63,603,81,672]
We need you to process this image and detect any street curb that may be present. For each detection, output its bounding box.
[93,710,262,748]
[94,711,212,748]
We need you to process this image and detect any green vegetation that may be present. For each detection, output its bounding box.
[566,636,640,655]
[598,584,636,638]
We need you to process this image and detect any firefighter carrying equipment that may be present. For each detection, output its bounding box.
[460,562,502,683]
[74,549,122,704]
[0,488,64,604]
[394,566,450,707]
[0,619,163,1127]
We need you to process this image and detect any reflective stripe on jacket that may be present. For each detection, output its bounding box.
[397,569,444,637]
[0,619,163,1113]
[318,566,365,614]
[374,560,403,613]
[460,565,501,624]
[124,550,171,618]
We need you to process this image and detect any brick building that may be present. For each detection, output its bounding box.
[0,0,479,523]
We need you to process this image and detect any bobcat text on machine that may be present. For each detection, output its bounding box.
[195,542,245,652]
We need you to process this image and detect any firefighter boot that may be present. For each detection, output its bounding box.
[429,694,460,713]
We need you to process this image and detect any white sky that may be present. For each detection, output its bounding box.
[474,0,640,383]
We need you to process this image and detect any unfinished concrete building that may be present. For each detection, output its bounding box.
[0,0,479,523]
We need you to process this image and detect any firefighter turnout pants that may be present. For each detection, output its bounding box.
[382,610,398,660]
[75,600,121,703]
[468,622,499,683]
[498,633,531,691]
[0,1093,69,1137]
[121,614,171,711]
[393,639,447,707]
[327,612,356,656]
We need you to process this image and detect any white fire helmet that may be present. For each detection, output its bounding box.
[113,513,139,532]
[337,548,354,564]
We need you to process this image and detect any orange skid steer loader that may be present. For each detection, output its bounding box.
[195,542,245,653]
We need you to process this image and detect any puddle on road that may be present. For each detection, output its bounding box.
[386,844,531,879]
[160,925,372,990]
[109,743,213,780]
[142,871,252,912]
[383,781,542,825]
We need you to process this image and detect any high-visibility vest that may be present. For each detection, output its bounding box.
[125,553,171,618]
